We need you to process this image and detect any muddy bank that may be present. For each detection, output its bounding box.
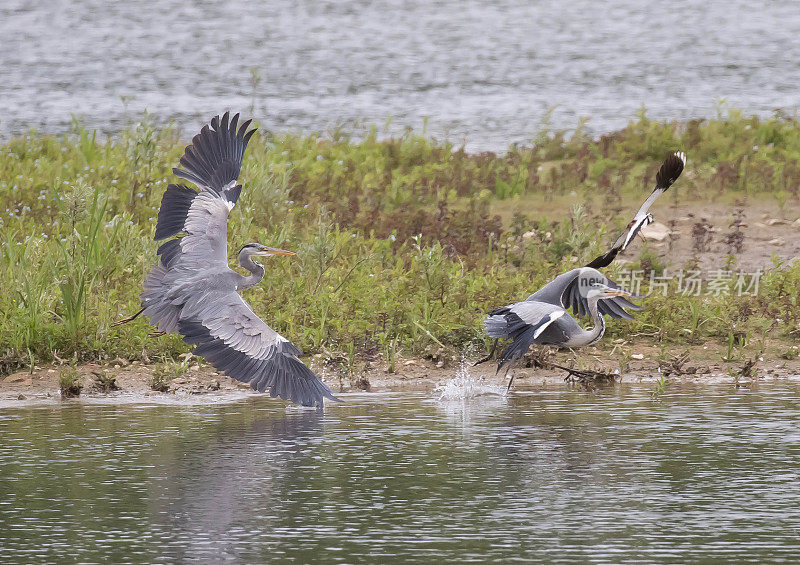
[3,341,800,407]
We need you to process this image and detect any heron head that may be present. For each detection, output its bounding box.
[586,282,633,300]
[238,242,296,259]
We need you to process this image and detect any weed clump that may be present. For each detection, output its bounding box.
[149,374,171,393]
[92,370,119,392]
[723,207,745,255]
[148,360,188,392]
[781,346,799,360]
[691,217,714,254]
[59,367,83,398]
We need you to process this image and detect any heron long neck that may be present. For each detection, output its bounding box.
[238,255,265,290]
[568,295,606,347]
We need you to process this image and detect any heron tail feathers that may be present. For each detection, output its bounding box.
[496,326,536,374]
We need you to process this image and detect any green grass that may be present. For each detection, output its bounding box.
[2,107,800,375]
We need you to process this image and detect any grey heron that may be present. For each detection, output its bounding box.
[482,152,686,385]
[125,112,339,407]
[486,282,635,383]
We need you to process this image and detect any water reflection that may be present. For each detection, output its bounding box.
[2,384,800,562]
[146,408,327,559]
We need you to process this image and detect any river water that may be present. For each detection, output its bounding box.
[2,0,800,149]
[2,383,800,562]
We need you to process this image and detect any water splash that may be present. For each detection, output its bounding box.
[435,357,507,401]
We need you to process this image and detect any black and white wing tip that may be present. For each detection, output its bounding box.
[618,151,687,251]
[173,111,257,195]
[656,151,686,189]
[585,151,686,269]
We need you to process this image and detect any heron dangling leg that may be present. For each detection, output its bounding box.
[112,307,145,327]
[506,368,516,391]
[473,339,498,366]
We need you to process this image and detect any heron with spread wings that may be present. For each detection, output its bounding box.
[483,152,686,385]
[121,112,339,407]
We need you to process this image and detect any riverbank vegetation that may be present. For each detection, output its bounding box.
[2,108,800,378]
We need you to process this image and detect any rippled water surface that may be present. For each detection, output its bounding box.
[3,384,800,562]
[2,0,800,148]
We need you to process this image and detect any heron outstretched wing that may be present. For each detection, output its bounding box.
[179,290,339,407]
[144,112,257,331]
[586,151,686,269]
[154,111,256,269]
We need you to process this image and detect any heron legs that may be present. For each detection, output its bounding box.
[480,344,612,390]
[473,339,498,366]
[111,307,144,327]
[112,308,164,338]
[506,367,516,391]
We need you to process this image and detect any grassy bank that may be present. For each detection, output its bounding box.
[2,108,800,377]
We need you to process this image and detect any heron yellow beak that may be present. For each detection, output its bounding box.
[606,288,633,298]
[259,247,296,256]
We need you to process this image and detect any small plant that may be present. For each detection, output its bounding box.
[781,346,799,360]
[723,207,745,255]
[616,347,632,374]
[59,367,83,398]
[92,370,119,392]
[149,357,190,392]
[730,358,758,381]
[651,375,668,399]
[249,67,263,115]
[774,190,788,218]
[124,111,160,206]
[691,217,713,254]
[722,331,743,362]
[149,373,171,393]
[350,373,371,391]
[55,181,118,345]
[667,219,680,253]
[636,244,666,278]
[658,351,692,377]
[383,336,399,373]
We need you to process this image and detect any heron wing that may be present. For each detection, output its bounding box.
[179,290,340,407]
[586,151,685,269]
[485,301,568,372]
[485,300,565,339]
[153,112,257,270]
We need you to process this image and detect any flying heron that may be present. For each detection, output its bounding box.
[482,151,686,386]
[117,112,339,407]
